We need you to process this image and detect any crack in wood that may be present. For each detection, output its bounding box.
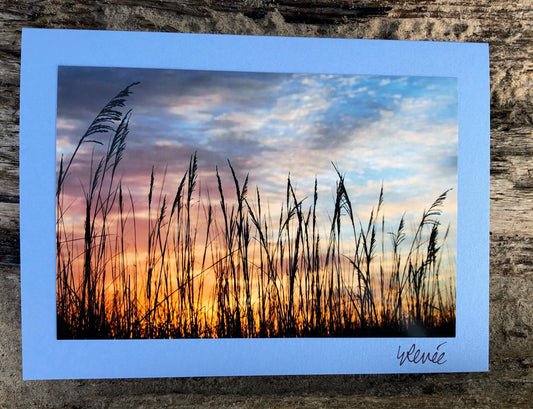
[0,194,19,204]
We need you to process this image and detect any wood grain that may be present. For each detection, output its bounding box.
[1,1,532,407]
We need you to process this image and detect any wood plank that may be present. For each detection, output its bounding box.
[0,0,531,407]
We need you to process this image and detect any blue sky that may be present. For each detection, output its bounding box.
[57,66,457,258]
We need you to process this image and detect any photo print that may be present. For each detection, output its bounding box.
[56,67,457,340]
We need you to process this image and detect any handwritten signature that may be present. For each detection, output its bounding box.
[396,342,447,366]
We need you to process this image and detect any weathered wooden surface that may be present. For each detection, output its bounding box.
[1,1,532,407]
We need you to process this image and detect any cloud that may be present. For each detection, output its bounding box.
[57,67,458,262]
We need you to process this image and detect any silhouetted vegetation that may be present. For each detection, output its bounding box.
[56,83,456,339]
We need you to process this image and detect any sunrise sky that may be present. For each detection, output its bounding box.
[56,66,457,260]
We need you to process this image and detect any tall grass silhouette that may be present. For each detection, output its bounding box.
[56,83,456,339]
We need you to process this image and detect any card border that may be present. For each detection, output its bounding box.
[20,28,489,380]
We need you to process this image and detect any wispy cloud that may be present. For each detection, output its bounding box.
[57,67,457,251]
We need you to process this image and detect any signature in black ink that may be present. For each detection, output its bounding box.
[396,342,447,366]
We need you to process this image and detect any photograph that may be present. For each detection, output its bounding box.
[20,29,489,378]
[55,66,457,340]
